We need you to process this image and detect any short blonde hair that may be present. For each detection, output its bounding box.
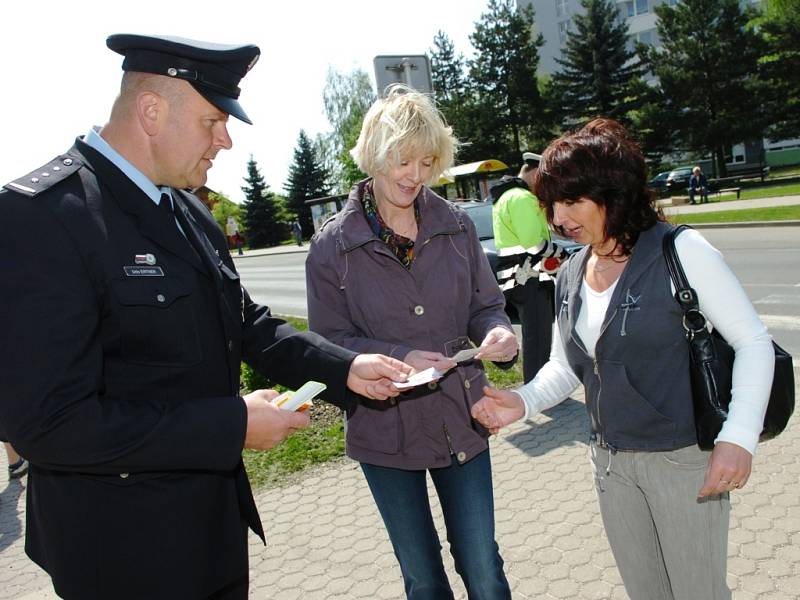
[350,84,457,184]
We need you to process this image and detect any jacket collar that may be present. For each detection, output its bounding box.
[334,179,466,253]
[564,220,671,345]
[72,138,207,276]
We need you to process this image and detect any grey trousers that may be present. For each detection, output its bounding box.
[590,442,731,600]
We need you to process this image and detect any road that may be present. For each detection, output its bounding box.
[234,225,800,359]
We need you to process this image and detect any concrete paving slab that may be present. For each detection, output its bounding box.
[4,381,799,599]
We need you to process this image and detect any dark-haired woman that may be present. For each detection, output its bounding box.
[471,119,774,599]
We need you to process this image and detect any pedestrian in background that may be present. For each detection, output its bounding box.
[490,152,553,382]
[689,165,709,204]
[306,84,517,600]
[0,33,411,600]
[293,219,303,246]
[472,118,773,600]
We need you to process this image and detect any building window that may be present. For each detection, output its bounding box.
[627,28,658,51]
[558,20,571,44]
[725,143,746,164]
[621,0,649,17]
[556,0,568,18]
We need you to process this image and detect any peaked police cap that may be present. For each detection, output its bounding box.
[106,33,260,124]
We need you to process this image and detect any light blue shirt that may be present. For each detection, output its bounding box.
[84,127,172,208]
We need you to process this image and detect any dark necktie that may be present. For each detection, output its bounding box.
[159,192,174,220]
[159,192,185,238]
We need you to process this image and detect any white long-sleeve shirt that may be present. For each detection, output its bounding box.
[515,228,774,455]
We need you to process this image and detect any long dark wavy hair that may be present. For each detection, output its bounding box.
[533,118,664,256]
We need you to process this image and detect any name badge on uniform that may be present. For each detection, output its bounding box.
[124,266,165,277]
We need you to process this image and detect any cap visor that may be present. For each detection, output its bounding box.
[195,86,253,124]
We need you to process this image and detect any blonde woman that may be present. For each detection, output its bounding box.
[306,85,517,599]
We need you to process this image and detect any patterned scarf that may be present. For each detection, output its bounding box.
[361,182,421,269]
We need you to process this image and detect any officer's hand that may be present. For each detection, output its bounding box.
[243,389,310,450]
[347,354,414,400]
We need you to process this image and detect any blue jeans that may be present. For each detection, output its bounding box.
[361,449,511,600]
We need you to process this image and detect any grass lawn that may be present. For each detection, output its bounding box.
[720,183,800,202]
[671,205,800,224]
[241,319,524,488]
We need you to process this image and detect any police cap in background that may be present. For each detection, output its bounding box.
[522,152,542,167]
[106,34,260,124]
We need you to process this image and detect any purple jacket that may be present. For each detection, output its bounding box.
[306,180,514,469]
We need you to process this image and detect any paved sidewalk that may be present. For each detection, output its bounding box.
[3,382,800,599]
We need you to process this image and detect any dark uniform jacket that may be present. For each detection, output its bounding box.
[0,139,357,599]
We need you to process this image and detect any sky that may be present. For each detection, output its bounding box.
[1,0,490,203]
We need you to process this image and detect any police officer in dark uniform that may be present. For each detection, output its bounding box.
[0,34,411,600]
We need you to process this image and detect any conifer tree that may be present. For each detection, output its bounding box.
[468,0,549,161]
[431,30,467,107]
[240,156,283,249]
[760,0,800,141]
[551,0,644,125]
[643,0,767,176]
[284,130,331,237]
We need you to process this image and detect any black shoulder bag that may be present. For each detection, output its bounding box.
[663,225,795,450]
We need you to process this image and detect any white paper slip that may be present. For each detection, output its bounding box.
[451,347,482,363]
[271,380,327,412]
[393,367,443,390]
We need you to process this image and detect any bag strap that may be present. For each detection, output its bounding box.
[662,224,708,338]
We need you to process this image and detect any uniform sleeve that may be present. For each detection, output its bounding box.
[0,192,246,475]
[305,235,414,361]
[240,286,357,411]
[675,229,774,455]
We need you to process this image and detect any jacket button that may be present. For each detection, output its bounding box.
[119,473,129,479]
[228,340,234,352]
[464,380,471,389]
[414,305,424,316]
[427,381,437,390]
[156,294,166,303]
[456,452,466,462]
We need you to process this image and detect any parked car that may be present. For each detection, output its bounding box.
[648,171,670,193]
[458,201,581,280]
[664,166,694,194]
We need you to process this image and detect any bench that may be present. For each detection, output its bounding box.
[728,164,770,182]
[686,186,741,202]
[715,187,741,199]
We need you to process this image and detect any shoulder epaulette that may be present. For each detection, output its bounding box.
[3,154,82,197]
